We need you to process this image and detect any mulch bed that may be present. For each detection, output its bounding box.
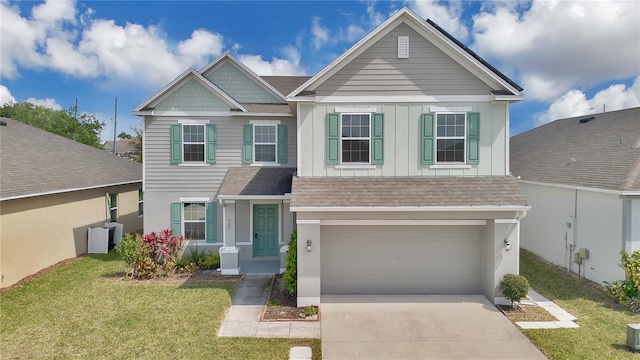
[261,275,319,321]
[497,304,556,322]
[119,269,243,285]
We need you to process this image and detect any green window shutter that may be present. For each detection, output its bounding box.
[421,113,435,165]
[206,123,216,164]
[277,124,287,164]
[170,202,182,236]
[170,124,182,164]
[206,202,217,243]
[467,112,480,165]
[242,124,253,164]
[326,113,339,164]
[371,113,384,165]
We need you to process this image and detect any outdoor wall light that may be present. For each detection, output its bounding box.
[504,239,511,251]
[306,239,312,252]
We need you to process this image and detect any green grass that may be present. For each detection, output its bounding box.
[0,252,321,359]
[520,249,640,359]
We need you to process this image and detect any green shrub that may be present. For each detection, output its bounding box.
[499,274,530,305]
[282,230,297,297]
[135,257,158,279]
[198,251,220,270]
[302,306,317,317]
[605,250,640,310]
[115,233,147,270]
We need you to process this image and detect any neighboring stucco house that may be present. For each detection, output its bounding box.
[511,107,640,285]
[134,8,528,306]
[0,117,143,288]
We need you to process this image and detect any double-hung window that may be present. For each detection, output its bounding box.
[183,125,205,162]
[170,121,216,165]
[436,113,466,163]
[108,193,118,222]
[183,202,206,241]
[341,114,370,163]
[254,125,277,162]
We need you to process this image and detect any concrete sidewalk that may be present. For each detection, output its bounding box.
[217,274,321,338]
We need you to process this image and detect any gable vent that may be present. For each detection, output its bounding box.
[397,36,409,59]
[579,116,595,124]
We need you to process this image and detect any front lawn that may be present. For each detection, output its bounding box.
[520,249,640,359]
[0,252,320,359]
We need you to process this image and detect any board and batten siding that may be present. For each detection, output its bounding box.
[297,102,507,177]
[155,79,231,112]
[203,61,282,104]
[314,23,493,97]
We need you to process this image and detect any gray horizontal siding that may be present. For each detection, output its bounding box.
[315,23,492,96]
[145,116,296,192]
[203,61,282,104]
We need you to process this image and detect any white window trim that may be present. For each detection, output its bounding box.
[179,197,210,202]
[340,113,372,165]
[178,119,209,125]
[434,112,467,165]
[138,190,143,218]
[182,202,206,242]
[250,120,281,165]
[181,123,206,164]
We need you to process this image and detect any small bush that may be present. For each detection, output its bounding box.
[115,233,146,267]
[605,250,640,311]
[267,300,281,306]
[135,257,158,279]
[499,274,529,305]
[282,231,297,297]
[198,251,220,270]
[302,306,317,317]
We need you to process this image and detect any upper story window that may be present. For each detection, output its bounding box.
[436,113,466,163]
[170,121,216,165]
[243,121,287,165]
[183,125,205,162]
[254,125,277,162]
[341,114,370,163]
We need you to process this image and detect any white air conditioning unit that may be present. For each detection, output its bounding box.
[88,227,110,254]
[628,324,640,351]
[104,222,123,246]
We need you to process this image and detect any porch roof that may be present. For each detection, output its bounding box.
[290,176,528,208]
[219,167,296,197]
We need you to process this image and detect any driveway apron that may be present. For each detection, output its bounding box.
[321,295,547,360]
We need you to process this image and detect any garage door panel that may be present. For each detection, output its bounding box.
[322,226,481,295]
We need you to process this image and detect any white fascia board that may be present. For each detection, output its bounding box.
[621,191,640,196]
[231,112,294,117]
[132,110,153,116]
[199,52,286,101]
[315,95,495,103]
[285,96,316,102]
[0,180,142,202]
[218,194,291,201]
[153,111,231,117]
[320,220,487,226]
[290,205,531,212]
[494,95,524,102]
[517,180,626,195]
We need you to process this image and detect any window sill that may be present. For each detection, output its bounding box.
[250,163,281,167]
[178,163,211,167]
[335,164,377,170]
[429,164,472,169]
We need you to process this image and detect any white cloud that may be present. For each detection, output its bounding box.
[311,17,330,51]
[0,85,16,106]
[25,97,63,110]
[237,46,306,76]
[408,0,469,41]
[473,1,640,101]
[536,76,640,125]
[340,24,367,43]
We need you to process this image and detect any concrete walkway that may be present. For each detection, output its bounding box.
[217,274,321,338]
[516,288,579,329]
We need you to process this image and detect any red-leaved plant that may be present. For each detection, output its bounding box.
[141,229,184,265]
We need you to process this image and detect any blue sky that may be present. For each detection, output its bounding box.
[1,0,638,141]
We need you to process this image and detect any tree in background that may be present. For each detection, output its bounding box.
[118,131,132,139]
[129,126,142,163]
[0,101,105,148]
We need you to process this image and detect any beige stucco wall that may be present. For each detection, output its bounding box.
[0,183,142,288]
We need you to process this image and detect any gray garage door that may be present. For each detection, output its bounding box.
[321,225,481,294]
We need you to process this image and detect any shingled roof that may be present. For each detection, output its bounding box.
[219,167,296,196]
[0,118,142,201]
[510,107,640,191]
[290,176,528,208]
[261,76,311,97]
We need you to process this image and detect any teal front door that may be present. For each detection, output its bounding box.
[253,204,278,256]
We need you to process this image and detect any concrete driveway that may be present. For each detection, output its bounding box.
[321,295,547,360]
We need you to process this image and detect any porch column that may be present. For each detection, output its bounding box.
[491,219,520,304]
[624,199,640,253]
[219,200,240,275]
[296,219,321,307]
[280,200,293,274]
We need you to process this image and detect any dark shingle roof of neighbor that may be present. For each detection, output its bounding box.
[219,167,296,196]
[0,117,142,200]
[261,76,311,97]
[510,107,640,191]
[291,176,528,208]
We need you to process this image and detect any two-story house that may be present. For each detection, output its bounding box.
[134,8,528,307]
